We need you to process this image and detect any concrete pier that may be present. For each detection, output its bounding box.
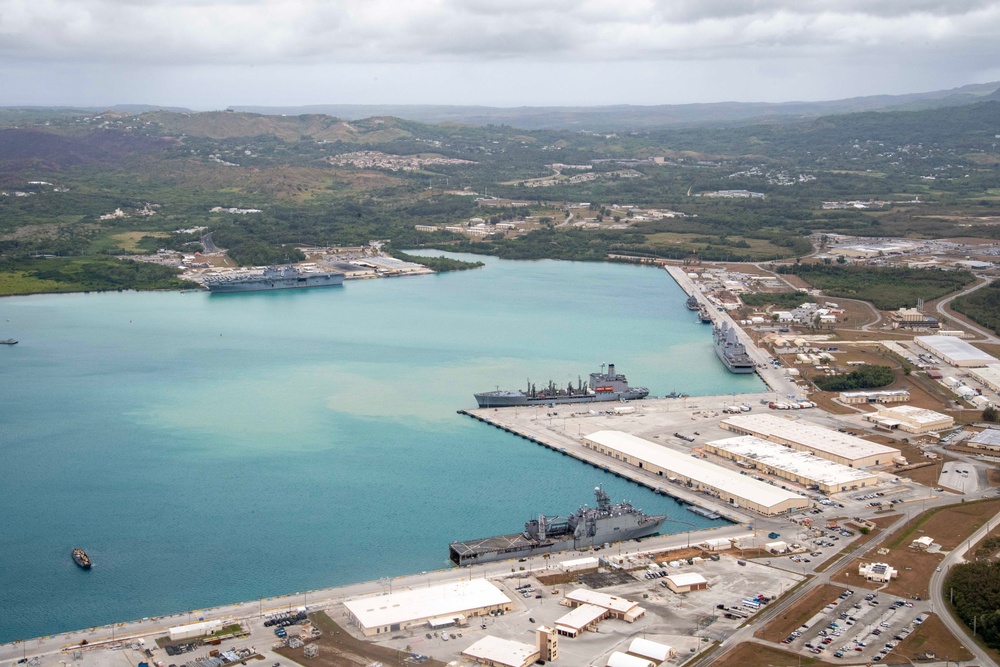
[664,265,800,397]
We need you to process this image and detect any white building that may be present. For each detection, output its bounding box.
[607,652,656,667]
[866,405,955,434]
[582,430,808,515]
[462,636,540,667]
[344,579,512,636]
[627,638,676,662]
[859,562,897,583]
[968,366,1000,393]
[722,414,900,468]
[663,572,709,593]
[915,336,998,368]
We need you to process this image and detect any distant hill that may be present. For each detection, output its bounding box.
[139,111,416,142]
[0,128,176,170]
[231,81,1000,131]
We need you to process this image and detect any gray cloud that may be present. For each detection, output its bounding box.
[0,0,998,105]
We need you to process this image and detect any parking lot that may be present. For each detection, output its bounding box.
[778,587,932,662]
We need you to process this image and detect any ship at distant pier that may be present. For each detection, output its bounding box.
[713,322,755,374]
[474,363,648,408]
[203,265,345,293]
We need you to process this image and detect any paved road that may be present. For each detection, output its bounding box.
[201,232,218,253]
[929,508,1000,667]
[935,276,998,344]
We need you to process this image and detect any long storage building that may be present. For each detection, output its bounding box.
[705,435,879,493]
[915,336,998,368]
[582,430,808,515]
[721,413,899,468]
[344,579,512,637]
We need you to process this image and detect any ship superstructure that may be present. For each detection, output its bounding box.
[713,322,755,374]
[474,363,648,408]
[449,486,668,566]
[203,265,345,293]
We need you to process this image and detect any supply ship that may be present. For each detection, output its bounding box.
[713,322,755,374]
[474,363,648,408]
[72,548,92,569]
[449,486,668,566]
[686,295,700,310]
[203,265,345,293]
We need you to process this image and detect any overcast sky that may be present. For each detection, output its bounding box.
[2,0,1000,108]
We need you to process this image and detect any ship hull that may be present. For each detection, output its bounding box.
[474,389,649,408]
[449,516,667,566]
[72,549,92,569]
[206,273,344,293]
[714,346,756,373]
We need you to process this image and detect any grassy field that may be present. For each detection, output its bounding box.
[643,232,794,260]
[0,270,79,296]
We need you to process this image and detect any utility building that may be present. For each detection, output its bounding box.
[866,405,954,434]
[462,636,540,667]
[663,572,709,593]
[721,414,899,468]
[582,430,808,515]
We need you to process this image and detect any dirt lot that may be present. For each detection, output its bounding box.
[276,612,448,667]
[893,613,975,663]
[712,640,836,667]
[830,499,1000,599]
[754,584,842,642]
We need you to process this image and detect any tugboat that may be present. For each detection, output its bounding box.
[72,548,92,569]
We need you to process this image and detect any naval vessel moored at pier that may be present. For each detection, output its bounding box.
[474,363,648,408]
[713,322,755,374]
[203,265,345,293]
[449,486,668,566]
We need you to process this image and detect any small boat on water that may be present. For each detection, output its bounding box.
[72,548,92,569]
[0,338,17,345]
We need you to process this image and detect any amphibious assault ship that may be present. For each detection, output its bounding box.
[713,321,755,374]
[203,265,345,293]
[474,363,648,408]
[449,486,668,566]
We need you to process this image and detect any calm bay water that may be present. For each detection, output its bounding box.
[0,255,762,642]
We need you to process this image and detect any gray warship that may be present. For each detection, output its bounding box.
[713,321,755,374]
[203,265,345,293]
[474,363,648,408]
[449,486,668,566]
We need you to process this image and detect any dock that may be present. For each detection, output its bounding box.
[663,265,799,397]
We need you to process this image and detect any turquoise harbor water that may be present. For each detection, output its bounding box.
[0,255,763,642]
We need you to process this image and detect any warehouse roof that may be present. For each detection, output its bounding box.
[462,636,538,667]
[707,436,878,487]
[971,428,1000,447]
[607,652,655,667]
[916,336,998,365]
[968,365,1000,386]
[344,579,509,630]
[664,572,708,588]
[721,414,899,463]
[875,405,952,426]
[565,588,640,614]
[556,603,607,631]
[585,431,806,510]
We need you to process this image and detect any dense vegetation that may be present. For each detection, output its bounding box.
[0,258,187,295]
[812,365,895,392]
[951,282,1000,335]
[777,265,976,310]
[946,560,1000,650]
[224,241,305,267]
[390,251,484,272]
[741,291,810,308]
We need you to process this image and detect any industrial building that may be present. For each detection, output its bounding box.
[663,572,709,593]
[968,428,1000,452]
[915,336,998,368]
[839,390,910,405]
[721,414,900,468]
[705,436,879,493]
[582,430,808,515]
[344,579,512,637]
[554,604,608,637]
[865,405,955,434]
[462,636,540,667]
[968,366,1000,393]
[563,588,646,622]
